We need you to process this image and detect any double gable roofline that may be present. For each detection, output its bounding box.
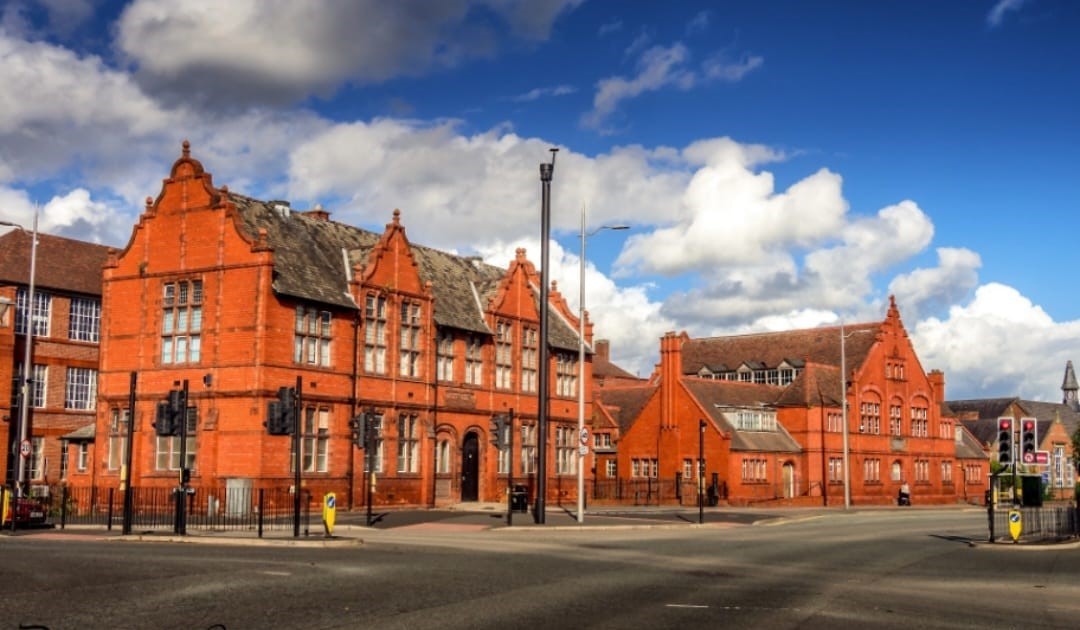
[116,141,584,351]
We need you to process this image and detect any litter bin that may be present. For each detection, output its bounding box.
[510,485,529,513]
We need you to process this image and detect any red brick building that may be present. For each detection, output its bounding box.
[80,142,596,509]
[0,228,109,493]
[600,298,989,506]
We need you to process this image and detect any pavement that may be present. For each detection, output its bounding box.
[0,501,992,547]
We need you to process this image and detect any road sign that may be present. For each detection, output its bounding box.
[322,492,337,537]
[1022,451,1050,465]
[1008,509,1022,542]
[580,428,589,446]
[18,440,31,457]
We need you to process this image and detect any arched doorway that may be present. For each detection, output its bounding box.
[461,432,479,502]
[782,462,796,499]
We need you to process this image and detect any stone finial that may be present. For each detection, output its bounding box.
[145,196,153,209]
[182,140,191,158]
[515,247,526,261]
[392,209,401,225]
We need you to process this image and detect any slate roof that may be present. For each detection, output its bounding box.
[595,386,657,434]
[681,323,879,375]
[682,379,802,453]
[594,351,640,381]
[230,194,580,351]
[0,229,110,296]
[774,363,843,407]
[951,397,1080,445]
[955,426,987,460]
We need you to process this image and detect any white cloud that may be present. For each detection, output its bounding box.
[116,0,582,107]
[584,41,763,130]
[703,53,764,82]
[511,84,577,102]
[616,139,847,276]
[583,43,695,130]
[912,282,1080,400]
[285,119,689,250]
[987,0,1027,27]
[887,247,981,323]
[686,11,710,34]
[598,20,622,37]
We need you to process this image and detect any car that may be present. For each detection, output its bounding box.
[2,494,48,527]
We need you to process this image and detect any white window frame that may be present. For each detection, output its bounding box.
[65,367,97,410]
[69,296,101,342]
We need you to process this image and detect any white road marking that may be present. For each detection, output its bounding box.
[666,604,709,609]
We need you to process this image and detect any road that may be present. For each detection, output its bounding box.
[1,507,1077,629]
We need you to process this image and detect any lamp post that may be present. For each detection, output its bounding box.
[838,322,870,510]
[576,207,627,524]
[1,207,39,498]
[536,148,557,524]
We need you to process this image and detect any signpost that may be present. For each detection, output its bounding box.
[322,492,336,537]
[1008,509,1022,543]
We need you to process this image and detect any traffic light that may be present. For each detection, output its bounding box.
[996,417,1013,466]
[154,390,184,436]
[489,414,507,448]
[350,413,367,449]
[1020,418,1038,462]
[265,386,296,435]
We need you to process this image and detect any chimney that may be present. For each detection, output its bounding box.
[595,339,611,362]
[927,370,946,406]
[660,332,681,429]
[302,203,330,221]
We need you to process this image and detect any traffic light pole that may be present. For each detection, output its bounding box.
[365,408,376,527]
[293,376,303,538]
[121,371,137,535]
[507,409,515,527]
[176,379,189,535]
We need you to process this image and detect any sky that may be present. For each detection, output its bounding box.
[0,0,1078,402]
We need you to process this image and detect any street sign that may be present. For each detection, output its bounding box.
[18,440,31,458]
[1022,451,1050,465]
[580,428,589,446]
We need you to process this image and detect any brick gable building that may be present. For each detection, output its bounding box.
[0,228,110,492]
[82,143,595,509]
[601,298,988,506]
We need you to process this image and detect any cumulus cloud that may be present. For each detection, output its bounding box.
[887,247,981,323]
[912,283,1080,400]
[284,119,689,249]
[987,0,1028,27]
[116,0,582,108]
[616,138,847,276]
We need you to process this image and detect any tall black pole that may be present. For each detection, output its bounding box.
[698,419,706,525]
[365,407,376,527]
[536,148,557,524]
[293,375,303,537]
[177,379,189,535]
[121,371,137,535]
[507,408,515,527]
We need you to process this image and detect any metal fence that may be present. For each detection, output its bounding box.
[46,485,314,537]
[592,478,705,506]
[988,504,1080,543]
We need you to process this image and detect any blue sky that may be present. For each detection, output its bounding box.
[0,0,1078,400]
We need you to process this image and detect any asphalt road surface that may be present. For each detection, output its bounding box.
[1,507,1076,629]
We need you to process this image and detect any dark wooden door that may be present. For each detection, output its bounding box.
[461,433,479,501]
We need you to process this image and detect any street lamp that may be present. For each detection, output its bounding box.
[1,206,39,498]
[838,322,870,510]
[576,206,628,524]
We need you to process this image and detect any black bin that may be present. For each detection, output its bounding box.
[510,485,529,513]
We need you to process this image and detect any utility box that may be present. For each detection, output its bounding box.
[510,485,529,513]
[1021,475,1043,507]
